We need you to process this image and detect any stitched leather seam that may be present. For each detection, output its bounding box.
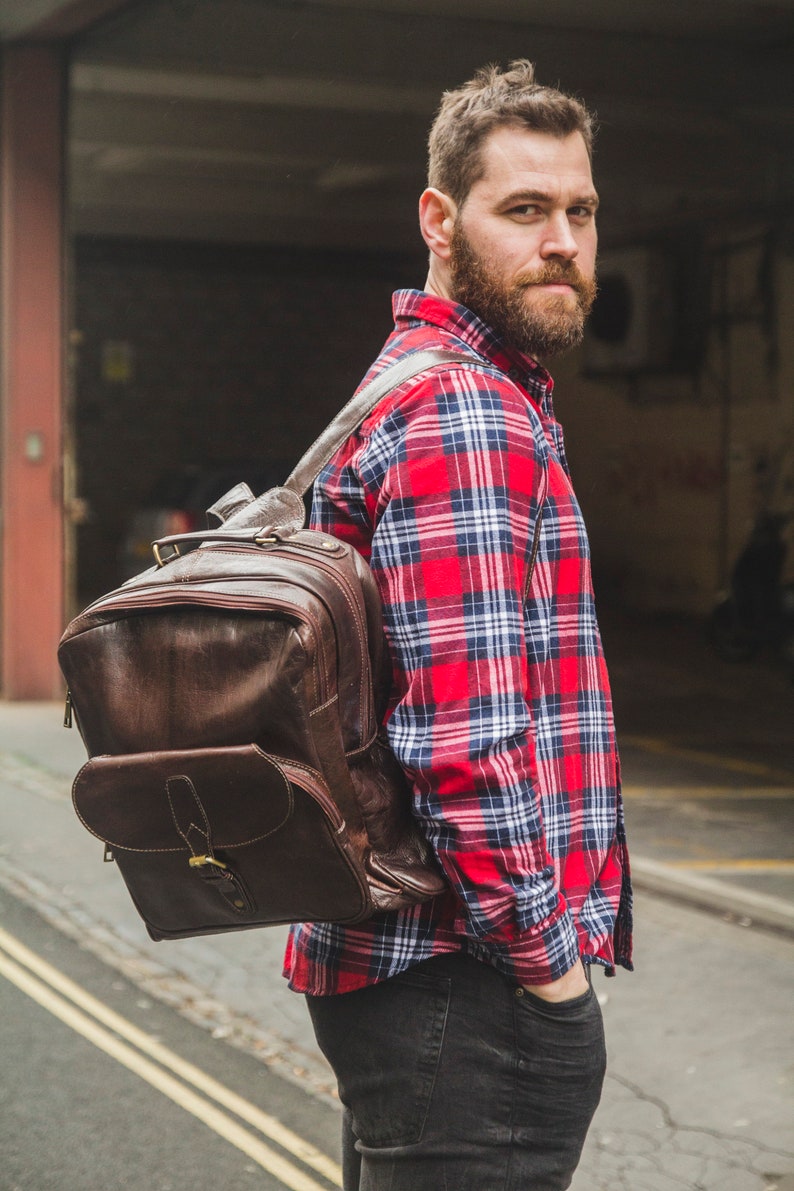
[268,754,326,786]
[309,694,339,716]
[345,729,379,758]
[71,754,295,852]
[311,564,369,736]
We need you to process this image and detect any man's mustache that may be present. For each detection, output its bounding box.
[515,263,595,296]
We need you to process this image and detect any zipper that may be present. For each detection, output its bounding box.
[69,537,371,720]
[63,689,73,729]
[68,588,332,705]
[276,547,373,732]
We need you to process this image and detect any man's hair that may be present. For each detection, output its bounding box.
[427,60,596,206]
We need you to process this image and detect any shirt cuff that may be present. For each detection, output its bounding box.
[474,904,582,986]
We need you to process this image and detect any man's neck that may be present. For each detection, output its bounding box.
[424,263,454,302]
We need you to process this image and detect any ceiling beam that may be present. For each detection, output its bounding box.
[69,91,430,161]
[293,0,794,41]
[72,62,439,116]
[0,1,134,41]
[70,61,792,138]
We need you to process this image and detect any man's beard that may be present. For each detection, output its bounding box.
[448,224,597,359]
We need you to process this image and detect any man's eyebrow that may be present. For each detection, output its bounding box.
[500,188,600,210]
[573,192,600,211]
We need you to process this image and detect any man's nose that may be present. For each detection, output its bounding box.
[539,212,579,260]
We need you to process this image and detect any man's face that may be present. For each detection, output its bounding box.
[447,126,598,358]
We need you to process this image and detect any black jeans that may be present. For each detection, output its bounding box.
[306,952,606,1190]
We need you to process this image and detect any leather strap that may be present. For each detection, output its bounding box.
[282,349,481,498]
[166,773,254,914]
[154,348,495,545]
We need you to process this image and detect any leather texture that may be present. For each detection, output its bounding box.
[72,745,372,936]
[59,528,446,939]
[57,352,486,940]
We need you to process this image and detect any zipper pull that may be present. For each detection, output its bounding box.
[63,690,73,729]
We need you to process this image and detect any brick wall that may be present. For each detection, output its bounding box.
[73,237,423,603]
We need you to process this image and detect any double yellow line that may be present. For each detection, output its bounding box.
[0,927,342,1191]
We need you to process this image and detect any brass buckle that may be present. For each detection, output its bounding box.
[188,855,227,871]
[254,524,280,546]
[153,541,181,568]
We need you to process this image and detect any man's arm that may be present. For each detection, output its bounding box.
[366,368,582,989]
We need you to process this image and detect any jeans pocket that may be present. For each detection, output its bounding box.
[516,983,597,1020]
[307,967,451,1148]
[512,982,607,1139]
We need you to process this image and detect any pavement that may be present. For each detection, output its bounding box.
[600,609,794,932]
[0,609,792,1188]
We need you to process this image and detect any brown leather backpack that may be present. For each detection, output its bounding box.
[58,350,474,941]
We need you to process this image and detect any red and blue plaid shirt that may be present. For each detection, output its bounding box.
[285,290,632,993]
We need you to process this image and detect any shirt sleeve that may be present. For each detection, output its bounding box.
[363,367,581,985]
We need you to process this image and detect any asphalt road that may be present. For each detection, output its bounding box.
[0,890,341,1191]
[3,878,793,1191]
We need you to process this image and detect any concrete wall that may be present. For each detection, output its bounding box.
[554,226,794,616]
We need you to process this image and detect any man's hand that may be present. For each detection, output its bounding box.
[522,958,589,1003]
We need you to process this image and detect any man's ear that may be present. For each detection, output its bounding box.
[419,188,457,261]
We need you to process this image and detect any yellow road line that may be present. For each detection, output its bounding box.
[666,859,794,872]
[623,785,794,800]
[0,953,329,1191]
[0,927,341,1189]
[620,735,794,786]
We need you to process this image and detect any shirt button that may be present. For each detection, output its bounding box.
[515,986,525,998]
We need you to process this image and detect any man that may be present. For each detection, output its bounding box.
[285,60,633,1190]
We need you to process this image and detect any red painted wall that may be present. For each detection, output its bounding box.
[1,45,66,698]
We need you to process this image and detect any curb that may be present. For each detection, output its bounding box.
[630,856,794,937]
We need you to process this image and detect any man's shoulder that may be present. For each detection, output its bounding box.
[366,328,506,397]
[354,338,546,467]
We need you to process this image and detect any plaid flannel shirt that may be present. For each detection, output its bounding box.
[285,290,633,994]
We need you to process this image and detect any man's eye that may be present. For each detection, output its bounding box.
[508,204,540,218]
[569,206,595,219]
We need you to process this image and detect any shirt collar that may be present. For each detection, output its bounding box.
[392,289,557,418]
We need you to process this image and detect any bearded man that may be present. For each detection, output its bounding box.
[285,60,633,1191]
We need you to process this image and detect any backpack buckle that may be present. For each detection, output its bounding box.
[188,854,227,871]
[153,541,181,567]
[188,854,254,915]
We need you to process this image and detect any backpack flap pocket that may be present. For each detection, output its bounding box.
[73,744,293,852]
[73,744,371,938]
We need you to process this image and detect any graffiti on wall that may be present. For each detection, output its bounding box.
[603,446,725,506]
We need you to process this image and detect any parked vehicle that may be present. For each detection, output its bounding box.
[709,511,794,673]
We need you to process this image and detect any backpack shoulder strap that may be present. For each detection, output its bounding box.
[283,348,479,498]
[205,348,496,536]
